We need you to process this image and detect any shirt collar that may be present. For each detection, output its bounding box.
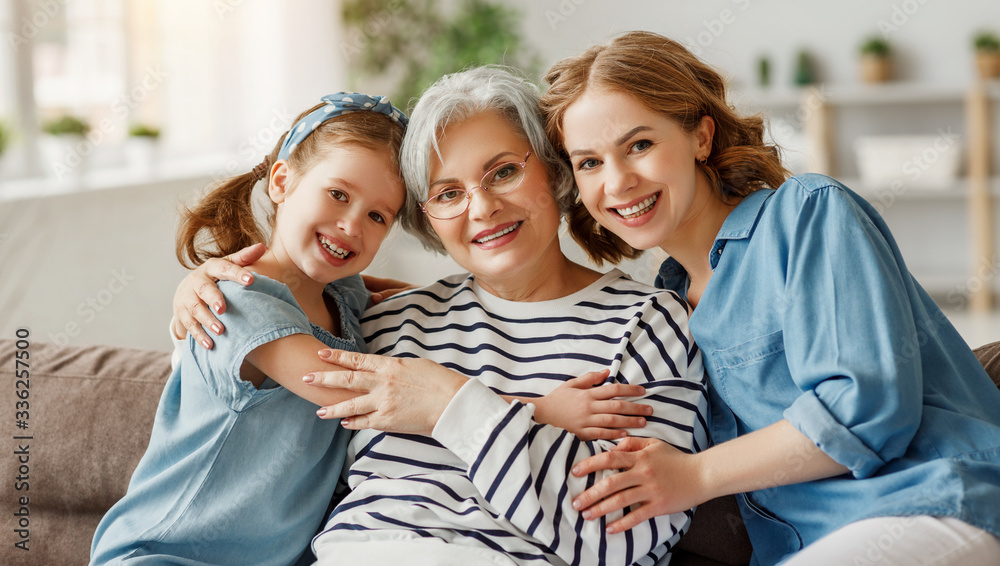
[716,188,774,241]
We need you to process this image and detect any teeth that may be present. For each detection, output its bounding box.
[615,194,658,219]
[474,222,520,244]
[318,235,350,259]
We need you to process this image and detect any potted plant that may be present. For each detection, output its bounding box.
[126,123,161,173]
[859,36,891,83]
[973,31,1000,80]
[41,114,91,182]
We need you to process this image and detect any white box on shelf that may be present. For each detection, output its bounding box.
[854,135,963,189]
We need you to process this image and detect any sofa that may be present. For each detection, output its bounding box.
[3,338,999,566]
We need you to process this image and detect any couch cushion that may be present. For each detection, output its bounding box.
[0,339,171,565]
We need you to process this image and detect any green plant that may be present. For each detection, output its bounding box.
[860,36,891,57]
[42,115,90,136]
[342,0,539,111]
[973,31,1000,52]
[128,124,161,138]
[0,121,10,156]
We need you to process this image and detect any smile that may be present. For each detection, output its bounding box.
[614,193,659,219]
[473,222,521,244]
[318,234,353,260]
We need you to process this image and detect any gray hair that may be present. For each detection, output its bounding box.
[398,65,575,253]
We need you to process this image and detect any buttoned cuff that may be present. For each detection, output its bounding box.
[431,379,519,465]
[783,391,885,479]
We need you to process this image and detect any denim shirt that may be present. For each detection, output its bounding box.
[656,174,1000,565]
[92,275,368,566]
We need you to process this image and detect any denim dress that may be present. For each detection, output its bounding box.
[91,275,368,566]
[656,174,1000,565]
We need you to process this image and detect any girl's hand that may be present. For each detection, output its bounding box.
[304,349,468,435]
[171,243,266,348]
[362,275,416,305]
[570,437,706,534]
[531,370,652,441]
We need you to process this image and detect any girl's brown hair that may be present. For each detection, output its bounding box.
[176,107,405,268]
[540,31,789,265]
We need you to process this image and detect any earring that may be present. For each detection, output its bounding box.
[698,156,708,164]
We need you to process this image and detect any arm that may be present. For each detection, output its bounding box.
[570,419,848,533]
[361,274,416,305]
[172,243,266,346]
[504,369,653,441]
[243,334,360,409]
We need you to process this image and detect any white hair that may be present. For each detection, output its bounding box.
[398,65,575,253]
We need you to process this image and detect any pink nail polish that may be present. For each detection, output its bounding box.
[201,339,211,349]
[211,324,222,335]
[213,303,223,314]
[241,274,252,284]
[316,408,327,417]
[302,374,314,383]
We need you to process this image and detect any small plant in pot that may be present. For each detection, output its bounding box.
[41,114,91,182]
[859,36,891,83]
[126,123,161,173]
[973,31,1000,80]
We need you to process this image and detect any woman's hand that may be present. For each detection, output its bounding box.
[362,274,416,305]
[531,370,653,441]
[304,349,468,435]
[171,243,266,348]
[570,437,707,534]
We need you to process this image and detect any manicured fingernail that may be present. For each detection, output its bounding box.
[211,323,222,335]
[341,419,350,427]
[637,418,646,427]
[302,374,315,383]
[316,408,327,417]
[573,500,582,510]
[318,349,333,360]
[213,303,223,314]
[201,339,211,349]
[572,466,580,475]
[606,526,616,534]
[242,274,252,283]
[582,510,592,520]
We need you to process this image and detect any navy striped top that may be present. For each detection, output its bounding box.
[314,269,709,565]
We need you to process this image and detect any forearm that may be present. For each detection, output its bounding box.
[695,419,850,501]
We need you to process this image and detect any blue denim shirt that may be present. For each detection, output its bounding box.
[91,275,368,566]
[656,174,1000,566]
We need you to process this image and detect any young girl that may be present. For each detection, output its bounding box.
[90,93,410,566]
[543,31,1000,566]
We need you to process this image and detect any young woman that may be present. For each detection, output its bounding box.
[541,30,1000,566]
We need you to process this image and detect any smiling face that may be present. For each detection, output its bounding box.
[426,111,564,290]
[560,88,715,252]
[268,144,405,287]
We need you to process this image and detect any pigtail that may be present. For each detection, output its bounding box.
[175,151,277,268]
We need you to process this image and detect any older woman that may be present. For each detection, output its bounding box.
[171,66,707,566]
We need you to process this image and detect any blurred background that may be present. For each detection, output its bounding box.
[2,0,1000,351]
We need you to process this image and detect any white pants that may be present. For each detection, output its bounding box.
[782,516,1000,566]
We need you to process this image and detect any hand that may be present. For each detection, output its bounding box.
[171,243,266,348]
[570,437,707,534]
[362,274,416,304]
[532,370,652,441]
[304,349,468,435]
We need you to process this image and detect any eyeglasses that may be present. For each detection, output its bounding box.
[422,151,532,220]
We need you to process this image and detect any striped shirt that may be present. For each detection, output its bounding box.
[314,269,709,566]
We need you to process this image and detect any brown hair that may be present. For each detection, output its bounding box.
[540,31,789,265]
[176,106,405,268]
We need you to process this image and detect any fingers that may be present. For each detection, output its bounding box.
[571,449,636,478]
[316,395,377,420]
[610,436,660,452]
[182,314,215,350]
[571,459,640,510]
[227,242,267,268]
[318,348,387,372]
[602,499,659,534]
[303,369,373,392]
[192,273,231,317]
[565,369,611,388]
[594,398,653,417]
[203,256,254,287]
[578,427,630,441]
[593,383,648,400]
[587,414,647,431]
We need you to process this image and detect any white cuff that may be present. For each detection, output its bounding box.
[432,379,514,464]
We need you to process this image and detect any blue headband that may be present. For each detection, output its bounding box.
[277,92,408,160]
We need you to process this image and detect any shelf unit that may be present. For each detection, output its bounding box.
[735,81,1000,313]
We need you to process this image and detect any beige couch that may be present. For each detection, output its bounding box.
[4,339,999,566]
